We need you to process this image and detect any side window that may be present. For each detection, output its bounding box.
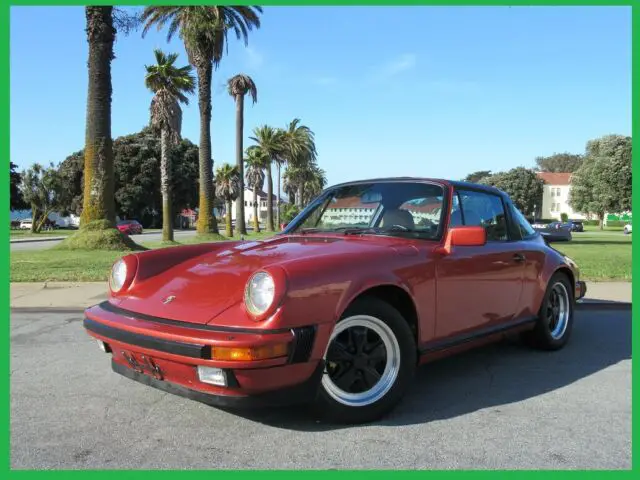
[455,189,509,241]
[449,192,463,227]
[511,205,537,238]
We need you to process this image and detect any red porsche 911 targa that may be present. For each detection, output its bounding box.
[84,178,586,424]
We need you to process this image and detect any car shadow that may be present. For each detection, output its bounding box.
[228,308,631,431]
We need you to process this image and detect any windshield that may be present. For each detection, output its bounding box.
[284,181,446,240]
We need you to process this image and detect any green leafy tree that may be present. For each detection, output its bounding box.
[245,147,267,232]
[228,74,258,236]
[249,126,286,231]
[569,134,632,229]
[10,162,26,210]
[56,129,200,227]
[479,167,544,216]
[215,163,241,237]
[464,170,492,184]
[141,6,262,236]
[21,163,64,233]
[534,153,583,173]
[145,49,195,242]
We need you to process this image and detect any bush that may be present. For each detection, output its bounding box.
[560,213,569,222]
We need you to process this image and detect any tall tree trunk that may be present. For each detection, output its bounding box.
[226,199,233,237]
[160,128,173,242]
[195,62,218,235]
[266,161,274,231]
[30,203,39,234]
[80,6,116,228]
[297,184,304,208]
[234,94,247,235]
[253,185,260,232]
[289,190,296,207]
[276,162,281,229]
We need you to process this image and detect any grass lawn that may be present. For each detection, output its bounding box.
[10,229,631,283]
[10,231,277,282]
[552,230,631,282]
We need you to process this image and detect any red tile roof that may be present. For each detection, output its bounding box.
[536,172,572,186]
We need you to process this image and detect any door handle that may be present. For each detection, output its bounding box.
[513,253,526,263]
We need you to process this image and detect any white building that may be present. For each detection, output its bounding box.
[536,172,587,220]
[229,188,279,224]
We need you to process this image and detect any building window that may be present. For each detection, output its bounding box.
[551,188,555,197]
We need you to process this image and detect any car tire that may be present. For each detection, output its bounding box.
[523,272,574,351]
[312,296,417,424]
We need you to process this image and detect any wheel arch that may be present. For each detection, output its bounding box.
[337,283,420,345]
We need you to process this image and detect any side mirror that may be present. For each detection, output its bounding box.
[435,226,486,255]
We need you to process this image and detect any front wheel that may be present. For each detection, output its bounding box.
[312,296,417,424]
[524,272,574,350]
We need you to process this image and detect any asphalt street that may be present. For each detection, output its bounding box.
[10,308,631,469]
[10,230,199,251]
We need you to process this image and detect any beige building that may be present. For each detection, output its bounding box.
[536,172,587,220]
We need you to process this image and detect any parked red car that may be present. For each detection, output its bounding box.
[84,178,586,424]
[116,219,143,235]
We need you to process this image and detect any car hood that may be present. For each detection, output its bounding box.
[115,234,401,324]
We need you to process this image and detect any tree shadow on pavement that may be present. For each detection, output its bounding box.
[228,308,631,431]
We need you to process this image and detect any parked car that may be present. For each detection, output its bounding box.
[83,178,586,424]
[19,218,33,230]
[116,220,143,235]
[567,220,584,232]
[623,223,632,235]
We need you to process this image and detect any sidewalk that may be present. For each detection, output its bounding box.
[9,281,631,311]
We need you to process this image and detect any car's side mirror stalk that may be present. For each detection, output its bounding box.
[435,226,487,255]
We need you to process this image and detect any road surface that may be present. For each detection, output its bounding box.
[10,307,631,469]
[11,230,199,251]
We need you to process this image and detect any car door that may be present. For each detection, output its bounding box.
[435,188,526,339]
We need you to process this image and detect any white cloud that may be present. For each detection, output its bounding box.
[244,47,264,69]
[373,53,417,80]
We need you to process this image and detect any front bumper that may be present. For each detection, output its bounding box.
[112,358,325,409]
[83,301,323,408]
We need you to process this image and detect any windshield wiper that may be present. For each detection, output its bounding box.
[335,227,380,235]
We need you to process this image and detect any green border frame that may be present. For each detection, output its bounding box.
[3,0,635,475]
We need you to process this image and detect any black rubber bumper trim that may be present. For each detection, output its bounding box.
[84,318,211,359]
[112,358,325,409]
[97,301,292,335]
[576,281,587,300]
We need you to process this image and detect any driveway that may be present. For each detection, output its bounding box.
[10,308,631,469]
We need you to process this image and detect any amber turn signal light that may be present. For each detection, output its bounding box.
[211,343,289,361]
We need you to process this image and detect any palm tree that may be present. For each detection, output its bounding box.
[245,147,267,232]
[303,164,327,205]
[141,6,262,236]
[80,7,117,227]
[145,49,195,242]
[249,126,285,231]
[215,163,241,237]
[281,118,316,216]
[227,74,257,236]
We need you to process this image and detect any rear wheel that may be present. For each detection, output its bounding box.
[524,272,574,350]
[313,296,417,424]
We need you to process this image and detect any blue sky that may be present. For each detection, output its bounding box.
[10,6,631,187]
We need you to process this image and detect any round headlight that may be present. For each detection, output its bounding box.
[245,271,276,316]
[109,259,127,292]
